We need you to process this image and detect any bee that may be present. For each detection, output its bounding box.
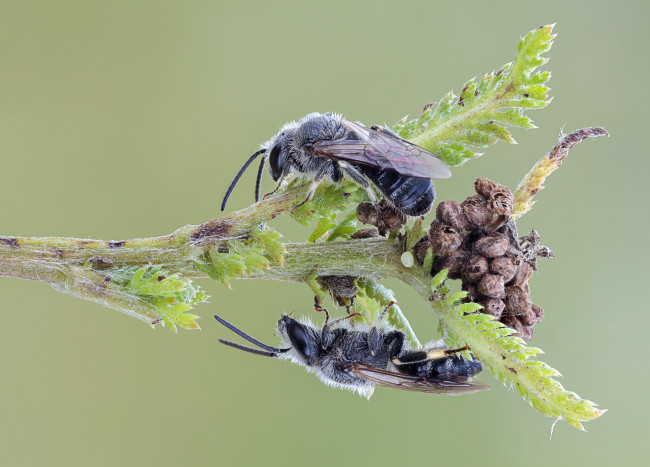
[220,112,451,216]
[214,304,488,399]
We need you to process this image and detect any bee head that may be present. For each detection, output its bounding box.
[268,141,284,181]
[262,118,303,182]
[277,315,321,367]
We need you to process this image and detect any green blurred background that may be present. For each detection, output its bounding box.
[0,1,647,466]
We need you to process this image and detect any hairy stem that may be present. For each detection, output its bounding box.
[0,237,408,285]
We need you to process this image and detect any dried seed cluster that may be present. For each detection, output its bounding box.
[317,275,358,308]
[356,200,407,236]
[422,178,549,340]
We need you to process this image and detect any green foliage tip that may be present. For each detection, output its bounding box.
[391,24,555,167]
[429,270,605,430]
[197,226,286,288]
[112,266,207,332]
[289,181,369,242]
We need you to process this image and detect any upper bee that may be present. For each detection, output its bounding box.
[221,112,451,216]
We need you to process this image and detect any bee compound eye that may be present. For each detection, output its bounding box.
[269,143,284,181]
[287,320,316,360]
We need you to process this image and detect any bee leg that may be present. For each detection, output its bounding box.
[367,301,399,357]
[313,293,323,310]
[290,169,327,213]
[327,311,360,327]
[376,301,397,325]
[262,173,291,200]
[314,303,330,325]
[341,164,376,202]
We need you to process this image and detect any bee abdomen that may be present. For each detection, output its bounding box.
[396,355,482,380]
[361,167,435,216]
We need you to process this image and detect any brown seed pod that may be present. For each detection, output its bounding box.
[519,229,554,270]
[505,244,523,264]
[503,286,532,316]
[488,185,514,216]
[474,178,498,199]
[473,233,509,258]
[376,200,407,234]
[435,200,470,233]
[461,195,493,229]
[462,282,480,302]
[356,200,407,236]
[413,234,431,264]
[530,304,545,324]
[462,255,489,283]
[510,261,534,287]
[519,310,536,326]
[356,202,379,226]
[475,178,513,216]
[490,257,517,282]
[478,273,505,298]
[478,297,505,319]
[430,220,462,256]
[351,227,379,239]
[432,249,470,279]
[317,275,358,307]
[501,314,524,335]
[520,325,534,341]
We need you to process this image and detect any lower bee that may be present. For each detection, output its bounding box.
[220,112,451,216]
[214,304,488,399]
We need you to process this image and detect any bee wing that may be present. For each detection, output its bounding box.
[311,119,452,179]
[344,363,490,396]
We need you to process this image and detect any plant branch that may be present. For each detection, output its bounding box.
[0,24,606,429]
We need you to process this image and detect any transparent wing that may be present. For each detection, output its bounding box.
[343,363,490,396]
[311,119,452,179]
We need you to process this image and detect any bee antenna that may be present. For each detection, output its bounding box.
[218,338,278,358]
[221,149,267,211]
[214,314,288,354]
[254,152,268,203]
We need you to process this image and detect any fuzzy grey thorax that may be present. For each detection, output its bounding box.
[262,113,347,179]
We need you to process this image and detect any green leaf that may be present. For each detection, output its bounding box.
[354,279,421,347]
[288,180,369,242]
[429,271,605,430]
[197,224,286,286]
[309,213,337,242]
[392,24,555,167]
[327,212,358,242]
[112,266,207,331]
[404,218,426,252]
